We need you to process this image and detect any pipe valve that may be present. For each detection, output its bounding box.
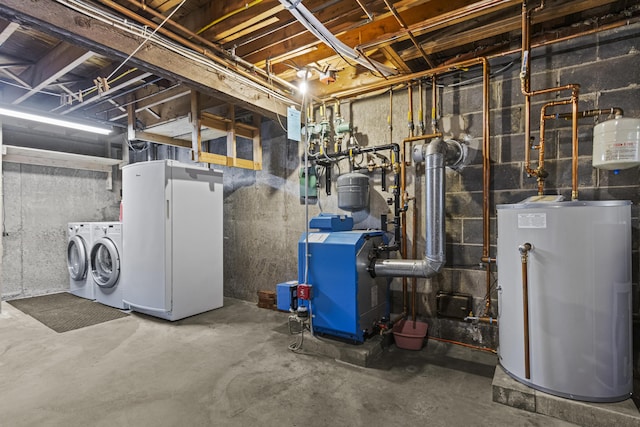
[519,242,533,261]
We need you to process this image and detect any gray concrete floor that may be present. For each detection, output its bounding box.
[0,297,577,426]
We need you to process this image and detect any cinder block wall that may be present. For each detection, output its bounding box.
[219,22,639,396]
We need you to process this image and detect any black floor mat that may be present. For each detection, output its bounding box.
[7,292,129,333]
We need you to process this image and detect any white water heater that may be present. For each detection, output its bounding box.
[497,200,632,402]
[592,118,640,170]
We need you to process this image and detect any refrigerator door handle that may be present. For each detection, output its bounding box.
[166,200,170,219]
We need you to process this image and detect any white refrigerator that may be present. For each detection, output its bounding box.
[122,160,224,320]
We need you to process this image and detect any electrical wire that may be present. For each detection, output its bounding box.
[55,0,296,106]
[279,0,396,77]
[0,79,60,97]
[106,0,187,81]
[287,315,309,352]
[429,336,497,354]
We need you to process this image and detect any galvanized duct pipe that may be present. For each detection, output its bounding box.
[374,138,460,278]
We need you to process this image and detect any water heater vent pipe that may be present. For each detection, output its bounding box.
[373,138,462,278]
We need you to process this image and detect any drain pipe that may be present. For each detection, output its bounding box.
[373,138,463,278]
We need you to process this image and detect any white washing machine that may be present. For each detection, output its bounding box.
[90,222,127,309]
[67,222,95,299]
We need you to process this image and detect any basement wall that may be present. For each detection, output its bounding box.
[1,129,121,300]
[215,22,640,398]
[1,20,636,399]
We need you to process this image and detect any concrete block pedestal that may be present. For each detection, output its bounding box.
[492,364,640,427]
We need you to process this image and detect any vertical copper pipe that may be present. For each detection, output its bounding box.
[432,75,438,132]
[522,258,531,379]
[537,105,547,195]
[537,99,572,195]
[479,57,493,315]
[411,198,418,322]
[571,89,580,200]
[519,242,532,380]
[401,85,414,314]
[400,143,408,315]
[522,2,535,177]
[418,80,424,135]
[521,1,580,200]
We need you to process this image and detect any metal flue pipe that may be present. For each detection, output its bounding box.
[374,138,460,278]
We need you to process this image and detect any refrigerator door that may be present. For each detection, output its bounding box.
[122,161,172,313]
[169,164,224,318]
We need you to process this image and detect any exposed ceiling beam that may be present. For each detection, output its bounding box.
[1,68,30,88]
[108,86,191,121]
[0,21,19,46]
[0,0,291,117]
[244,0,494,73]
[381,46,412,74]
[9,42,94,104]
[400,0,621,61]
[57,70,153,115]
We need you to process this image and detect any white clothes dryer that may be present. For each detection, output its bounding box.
[90,222,126,309]
[67,222,95,300]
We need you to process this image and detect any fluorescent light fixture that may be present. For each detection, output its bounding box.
[0,107,112,135]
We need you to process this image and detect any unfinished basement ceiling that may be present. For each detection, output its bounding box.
[0,0,638,135]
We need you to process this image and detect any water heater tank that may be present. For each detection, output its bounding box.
[337,172,369,211]
[497,201,632,402]
[592,118,640,170]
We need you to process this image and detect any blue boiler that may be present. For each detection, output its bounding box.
[298,214,388,342]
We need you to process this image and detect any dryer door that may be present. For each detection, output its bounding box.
[90,237,121,288]
[67,235,88,281]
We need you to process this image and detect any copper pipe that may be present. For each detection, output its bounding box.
[418,80,424,135]
[477,316,498,325]
[120,0,295,95]
[536,98,572,195]
[400,139,408,315]
[388,89,393,141]
[411,197,418,321]
[494,17,640,62]
[403,132,442,144]
[521,1,581,200]
[544,107,624,121]
[519,242,533,379]
[571,90,579,200]
[479,57,492,316]
[400,84,415,313]
[325,57,490,101]
[431,75,438,132]
[429,336,497,354]
[408,83,414,141]
[97,0,298,96]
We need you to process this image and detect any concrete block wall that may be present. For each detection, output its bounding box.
[213,22,639,394]
[213,23,639,346]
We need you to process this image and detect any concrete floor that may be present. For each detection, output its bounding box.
[0,297,577,426]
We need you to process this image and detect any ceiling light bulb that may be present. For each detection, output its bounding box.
[299,80,308,94]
